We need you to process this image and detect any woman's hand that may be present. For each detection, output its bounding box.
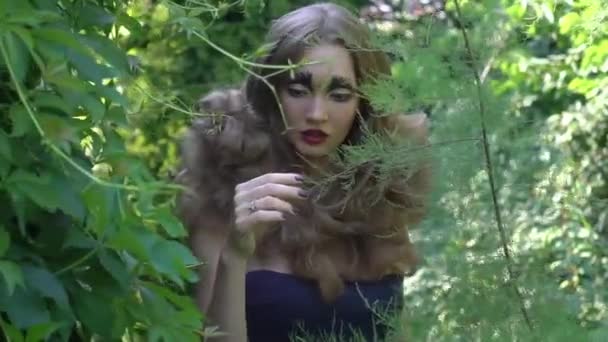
[227,173,306,258]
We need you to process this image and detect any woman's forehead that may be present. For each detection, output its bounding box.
[290,44,356,86]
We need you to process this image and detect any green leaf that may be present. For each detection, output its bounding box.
[81,35,130,74]
[10,26,34,51]
[0,227,10,257]
[0,317,24,342]
[8,104,33,137]
[25,322,63,342]
[22,265,71,313]
[96,85,128,107]
[0,260,25,295]
[0,128,12,162]
[116,12,142,34]
[66,49,116,84]
[76,3,116,28]
[98,249,130,289]
[46,73,95,93]
[9,192,27,236]
[106,106,128,126]
[142,281,200,318]
[57,87,105,122]
[62,227,96,250]
[102,126,126,154]
[72,287,115,338]
[82,183,117,236]
[0,154,9,179]
[53,177,86,222]
[5,2,59,26]
[33,93,74,116]
[149,239,198,287]
[32,28,92,57]
[108,228,149,261]
[80,93,106,122]
[146,206,187,238]
[38,113,77,144]
[4,287,51,329]
[6,170,62,211]
[559,12,581,35]
[2,32,30,84]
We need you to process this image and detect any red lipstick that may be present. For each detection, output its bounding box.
[300,129,328,145]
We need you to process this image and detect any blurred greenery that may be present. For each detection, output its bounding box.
[0,0,606,340]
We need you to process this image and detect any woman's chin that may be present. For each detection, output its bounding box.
[294,143,332,160]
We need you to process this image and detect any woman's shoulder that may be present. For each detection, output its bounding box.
[182,86,268,160]
[197,85,249,116]
[381,112,429,144]
[178,86,273,187]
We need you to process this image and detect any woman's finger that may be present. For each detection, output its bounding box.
[236,183,306,204]
[235,210,285,232]
[235,173,303,192]
[235,196,294,216]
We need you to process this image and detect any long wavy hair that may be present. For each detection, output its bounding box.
[177,3,429,302]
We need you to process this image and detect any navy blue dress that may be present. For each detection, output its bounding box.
[246,270,404,341]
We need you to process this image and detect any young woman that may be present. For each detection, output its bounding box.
[177,3,431,341]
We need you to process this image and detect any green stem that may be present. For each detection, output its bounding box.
[54,246,100,276]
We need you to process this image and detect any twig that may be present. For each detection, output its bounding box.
[452,0,534,330]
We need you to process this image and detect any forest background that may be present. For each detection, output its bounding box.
[0,0,606,341]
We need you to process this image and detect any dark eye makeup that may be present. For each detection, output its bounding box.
[286,71,356,102]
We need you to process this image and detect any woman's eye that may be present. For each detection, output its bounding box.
[287,87,308,97]
[331,92,353,102]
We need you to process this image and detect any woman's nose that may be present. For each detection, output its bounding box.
[306,97,328,122]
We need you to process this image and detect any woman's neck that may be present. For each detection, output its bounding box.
[300,155,332,177]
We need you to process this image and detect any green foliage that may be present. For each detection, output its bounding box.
[373,0,608,340]
[1,0,606,340]
[0,0,201,340]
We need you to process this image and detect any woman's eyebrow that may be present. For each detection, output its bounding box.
[287,71,355,91]
[287,71,313,90]
[327,76,355,91]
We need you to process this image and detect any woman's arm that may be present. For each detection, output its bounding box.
[189,172,304,342]
[189,216,249,342]
[188,214,229,314]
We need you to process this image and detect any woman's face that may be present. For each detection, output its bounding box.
[279,43,359,160]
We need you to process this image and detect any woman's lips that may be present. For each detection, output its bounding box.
[300,129,328,145]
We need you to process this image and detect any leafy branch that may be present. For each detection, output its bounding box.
[0,37,184,195]
[452,0,534,330]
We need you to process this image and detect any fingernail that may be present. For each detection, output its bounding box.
[295,175,305,182]
[298,190,309,198]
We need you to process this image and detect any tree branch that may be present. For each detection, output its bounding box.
[452,0,534,330]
